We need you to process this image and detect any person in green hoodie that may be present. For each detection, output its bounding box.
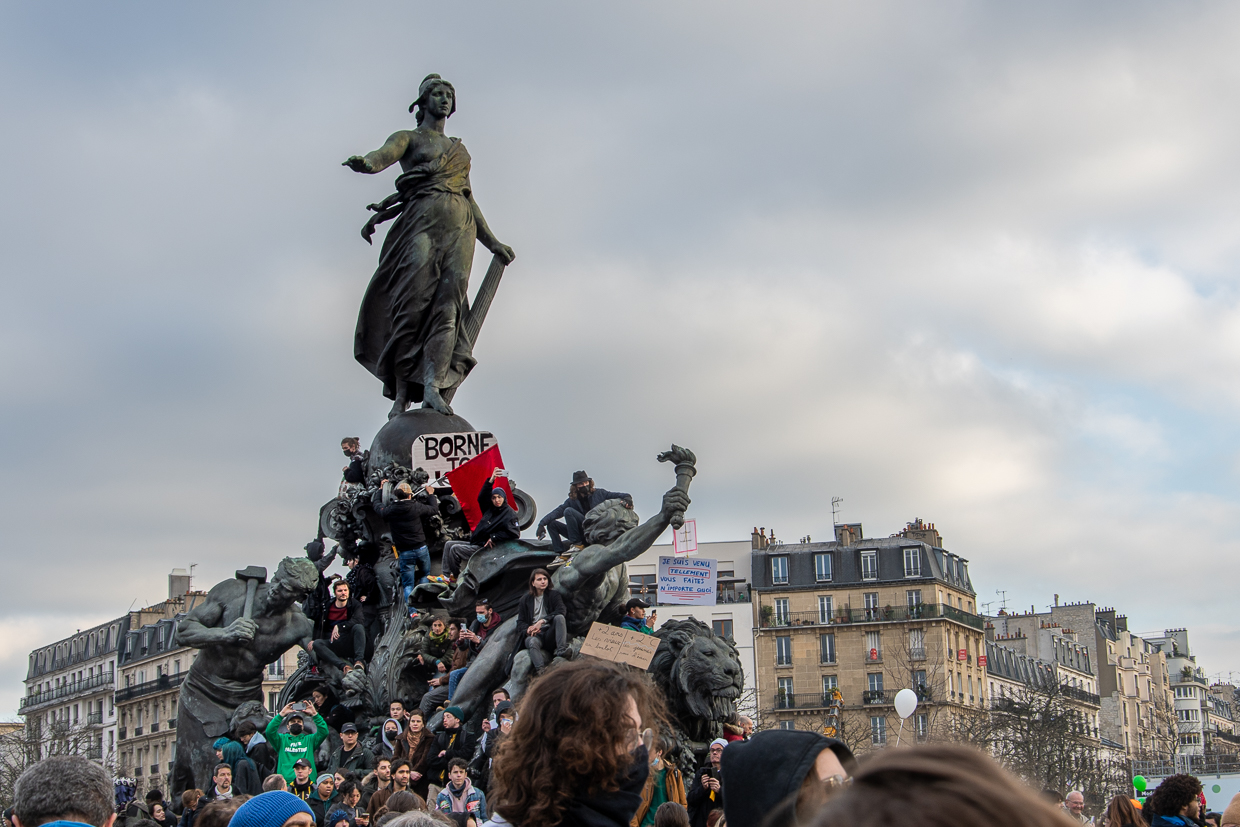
[266,701,329,783]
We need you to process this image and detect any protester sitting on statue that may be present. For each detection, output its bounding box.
[373,479,440,604]
[536,471,633,555]
[268,702,330,783]
[516,568,569,670]
[434,471,520,586]
[619,598,656,634]
[393,710,434,801]
[305,537,341,640]
[311,579,369,674]
[447,599,502,701]
[346,541,386,653]
[414,616,455,682]
[330,722,378,775]
[342,437,366,485]
[488,659,666,827]
[427,706,477,790]
[422,619,469,716]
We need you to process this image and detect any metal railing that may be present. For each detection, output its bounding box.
[20,672,115,710]
[168,719,177,729]
[116,673,185,703]
[1063,686,1101,706]
[150,722,159,732]
[863,689,895,705]
[133,727,143,736]
[1133,754,1240,778]
[771,692,841,711]
[86,746,102,760]
[86,712,103,725]
[118,728,127,740]
[910,647,926,661]
[759,603,983,630]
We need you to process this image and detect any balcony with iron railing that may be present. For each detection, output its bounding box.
[759,603,983,631]
[20,671,115,711]
[771,692,839,711]
[86,712,103,726]
[863,689,896,705]
[1063,686,1102,707]
[115,672,185,703]
[86,746,102,760]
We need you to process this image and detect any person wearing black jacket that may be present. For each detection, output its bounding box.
[303,537,340,641]
[516,568,569,670]
[341,438,366,484]
[536,471,633,553]
[310,580,368,672]
[685,739,726,827]
[438,472,521,584]
[425,706,477,787]
[372,479,440,605]
[345,543,384,655]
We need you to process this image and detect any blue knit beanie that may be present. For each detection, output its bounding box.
[230,791,314,827]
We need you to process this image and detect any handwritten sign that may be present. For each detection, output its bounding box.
[672,519,698,556]
[657,556,717,606]
[412,431,497,484]
[579,622,660,669]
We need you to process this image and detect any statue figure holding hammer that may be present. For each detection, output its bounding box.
[170,557,319,799]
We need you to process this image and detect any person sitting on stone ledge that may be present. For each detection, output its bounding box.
[373,480,440,605]
[310,580,368,674]
[344,543,385,655]
[536,470,633,555]
[434,471,520,586]
[421,619,467,717]
[516,568,569,670]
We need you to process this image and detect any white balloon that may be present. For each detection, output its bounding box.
[894,688,919,719]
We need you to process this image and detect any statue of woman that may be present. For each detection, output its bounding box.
[345,74,515,418]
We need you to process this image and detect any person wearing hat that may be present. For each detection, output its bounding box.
[229,790,315,827]
[426,706,477,789]
[329,722,377,775]
[308,773,341,826]
[718,730,856,827]
[620,598,657,634]
[290,758,316,800]
[267,700,330,784]
[435,469,520,585]
[537,471,633,555]
[686,739,729,827]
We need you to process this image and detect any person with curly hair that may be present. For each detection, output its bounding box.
[809,744,1080,827]
[1146,774,1203,826]
[487,659,668,827]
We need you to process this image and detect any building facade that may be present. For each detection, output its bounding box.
[1144,629,1210,755]
[20,616,128,768]
[750,520,984,752]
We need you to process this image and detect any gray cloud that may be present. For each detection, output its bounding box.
[5,1,1240,712]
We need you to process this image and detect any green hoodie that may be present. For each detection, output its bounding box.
[266,712,329,782]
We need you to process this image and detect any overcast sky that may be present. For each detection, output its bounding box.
[4,2,1240,717]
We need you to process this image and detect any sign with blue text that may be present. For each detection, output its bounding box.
[657,556,717,605]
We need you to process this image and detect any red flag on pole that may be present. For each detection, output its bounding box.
[445,445,516,530]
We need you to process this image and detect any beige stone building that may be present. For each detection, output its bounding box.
[750,520,985,752]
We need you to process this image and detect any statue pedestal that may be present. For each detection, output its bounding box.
[368,408,476,471]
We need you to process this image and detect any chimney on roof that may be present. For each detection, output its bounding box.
[169,568,192,600]
[898,518,942,547]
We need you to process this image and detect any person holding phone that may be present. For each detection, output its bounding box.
[686,739,727,827]
[267,701,329,783]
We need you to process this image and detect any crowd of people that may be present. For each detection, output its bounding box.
[9,659,1240,827]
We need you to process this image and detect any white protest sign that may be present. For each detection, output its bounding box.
[657,556,717,605]
[672,519,698,556]
[412,431,497,484]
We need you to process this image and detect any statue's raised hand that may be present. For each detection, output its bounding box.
[660,489,691,522]
[343,155,371,173]
[225,617,258,644]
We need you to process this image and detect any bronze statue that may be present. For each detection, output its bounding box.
[346,74,515,419]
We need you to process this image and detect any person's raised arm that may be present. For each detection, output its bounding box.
[344,131,411,174]
[265,709,286,744]
[566,488,690,582]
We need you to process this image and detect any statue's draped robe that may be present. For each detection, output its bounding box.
[356,139,477,402]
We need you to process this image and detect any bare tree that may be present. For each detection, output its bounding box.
[0,719,111,805]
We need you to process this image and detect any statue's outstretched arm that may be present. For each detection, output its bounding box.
[344,131,410,174]
[568,446,695,581]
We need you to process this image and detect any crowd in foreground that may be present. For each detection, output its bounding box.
[7,659,1240,827]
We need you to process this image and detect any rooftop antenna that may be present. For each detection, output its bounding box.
[995,589,1008,612]
[831,497,843,526]
[981,600,994,615]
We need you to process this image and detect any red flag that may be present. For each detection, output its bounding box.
[446,445,517,530]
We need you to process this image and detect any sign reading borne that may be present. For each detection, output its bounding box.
[412,431,497,484]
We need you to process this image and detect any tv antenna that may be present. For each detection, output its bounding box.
[995,590,1008,612]
[981,600,994,615]
[831,497,843,526]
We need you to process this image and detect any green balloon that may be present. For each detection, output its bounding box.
[1133,776,1147,792]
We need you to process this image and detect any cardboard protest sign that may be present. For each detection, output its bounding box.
[412,431,497,485]
[578,622,660,670]
[658,556,717,605]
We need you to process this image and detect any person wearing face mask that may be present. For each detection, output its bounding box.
[485,659,665,827]
[267,701,330,783]
[447,599,503,701]
[379,717,404,759]
[631,733,686,827]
